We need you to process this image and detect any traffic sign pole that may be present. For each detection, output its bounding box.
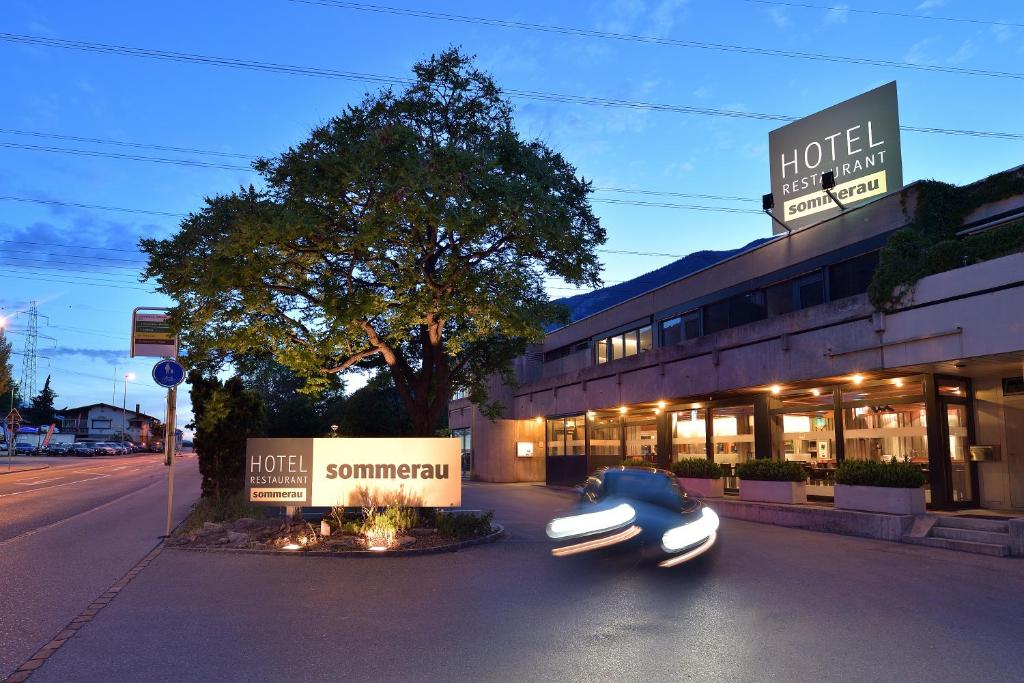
[164,383,177,537]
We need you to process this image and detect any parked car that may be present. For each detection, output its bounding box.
[91,442,119,456]
[546,466,721,568]
[14,442,36,455]
[44,442,72,456]
[69,442,96,457]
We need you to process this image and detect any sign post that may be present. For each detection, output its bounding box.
[5,408,22,470]
[152,358,186,536]
[132,308,183,538]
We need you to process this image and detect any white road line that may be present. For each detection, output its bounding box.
[0,475,110,498]
[16,477,63,486]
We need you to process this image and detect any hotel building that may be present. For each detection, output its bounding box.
[449,166,1024,511]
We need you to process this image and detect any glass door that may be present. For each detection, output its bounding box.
[944,403,974,505]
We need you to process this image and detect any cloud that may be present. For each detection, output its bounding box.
[990,23,1014,44]
[824,4,849,25]
[915,0,945,9]
[945,39,977,65]
[51,347,130,365]
[766,7,791,29]
[904,36,939,64]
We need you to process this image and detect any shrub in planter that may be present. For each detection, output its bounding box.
[622,456,648,467]
[736,459,806,482]
[737,459,807,504]
[436,510,495,539]
[672,458,725,498]
[670,458,724,479]
[834,459,927,514]
[834,460,926,488]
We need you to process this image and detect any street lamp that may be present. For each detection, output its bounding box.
[123,373,136,441]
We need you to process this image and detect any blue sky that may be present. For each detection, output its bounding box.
[1,0,1022,426]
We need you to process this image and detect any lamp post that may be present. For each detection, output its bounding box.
[122,372,136,441]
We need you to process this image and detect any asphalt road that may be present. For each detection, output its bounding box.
[25,482,1024,682]
[0,453,200,679]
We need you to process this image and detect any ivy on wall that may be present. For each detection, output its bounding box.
[868,167,1024,311]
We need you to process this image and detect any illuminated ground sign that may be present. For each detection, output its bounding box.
[768,81,903,233]
[245,438,461,508]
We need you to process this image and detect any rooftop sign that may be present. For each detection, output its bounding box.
[768,81,902,233]
[245,437,461,508]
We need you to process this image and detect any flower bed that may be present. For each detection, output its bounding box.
[169,507,497,554]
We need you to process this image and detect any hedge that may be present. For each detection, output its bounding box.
[670,457,724,479]
[835,459,926,488]
[736,459,807,482]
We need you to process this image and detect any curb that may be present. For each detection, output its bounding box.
[165,523,505,559]
[3,543,164,682]
[0,465,50,476]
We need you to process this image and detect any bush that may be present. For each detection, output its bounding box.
[360,502,420,548]
[736,459,806,482]
[835,459,926,488]
[436,510,494,539]
[670,457,724,479]
[622,456,648,467]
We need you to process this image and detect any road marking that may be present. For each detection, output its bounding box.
[0,475,110,498]
[16,477,63,485]
[111,465,128,471]
[0,477,169,548]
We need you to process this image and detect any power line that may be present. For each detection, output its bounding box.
[596,187,758,202]
[286,0,1024,81]
[1,33,1022,141]
[0,238,147,255]
[592,198,761,213]
[0,128,257,159]
[0,141,251,171]
[739,0,1024,29]
[0,195,186,218]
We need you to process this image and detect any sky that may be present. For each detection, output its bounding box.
[1,0,1022,430]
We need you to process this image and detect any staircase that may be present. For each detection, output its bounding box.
[903,516,1011,557]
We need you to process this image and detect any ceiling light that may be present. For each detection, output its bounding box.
[811,388,821,397]
[851,374,864,385]
[770,385,781,395]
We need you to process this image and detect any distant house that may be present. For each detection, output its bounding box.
[59,403,161,444]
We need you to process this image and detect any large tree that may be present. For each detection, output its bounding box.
[142,48,604,434]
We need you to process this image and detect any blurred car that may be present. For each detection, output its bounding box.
[44,442,72,456]
[546,466,720,568]
[70,442,96,457]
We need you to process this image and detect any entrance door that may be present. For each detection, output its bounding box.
[943,403,975,505]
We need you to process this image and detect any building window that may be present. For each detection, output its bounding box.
[829,251,879,300]
[545,415,586,457]
[91,418,111,430]
[712,404,756,489]
[796,271,825,308]
[588,414,622,458]
[671,407,707,460]
[660,311,699,346]
[624,412,658,464]
[1002,376,1024,396]
[595,324,654,364]
[772,388,836,496]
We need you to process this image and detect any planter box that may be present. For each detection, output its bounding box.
[740,480,807,504]
[834,484,926,515]
[678,477,724,498]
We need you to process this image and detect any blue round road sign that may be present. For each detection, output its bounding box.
[152,359,186,388]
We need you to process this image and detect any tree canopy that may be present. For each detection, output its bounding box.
[27,374,57,425]
[142,48,605,434]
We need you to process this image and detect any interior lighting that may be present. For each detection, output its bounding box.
[534,416,543,424]
[618,406,627,414]
[587,411,596,421]
[851,374,865,385]
[811,388,821,397]
[770,385,781,394]
[892,378,904,387]
[545,503,636,540]
[661,507,720,553]
[657,400,666,409]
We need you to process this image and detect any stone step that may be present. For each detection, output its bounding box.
[934,516,1009,533]
[901,535,1009,557]
[932,526,1010,545]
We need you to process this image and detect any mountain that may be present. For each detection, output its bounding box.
[551,237,772,327]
